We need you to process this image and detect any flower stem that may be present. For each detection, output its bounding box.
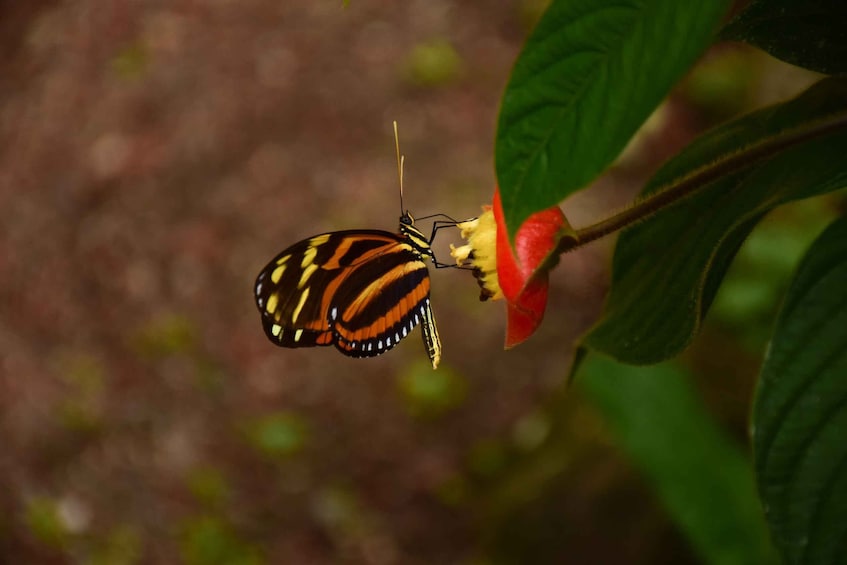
[557,110,847,254]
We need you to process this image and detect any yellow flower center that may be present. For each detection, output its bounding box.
[449,208,503,301]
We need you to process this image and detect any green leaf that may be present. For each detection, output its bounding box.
[722,0,847,76]
[579,356,777,565]
[495,0,730,237]
[583,77,847,364]
[753,215,847,564]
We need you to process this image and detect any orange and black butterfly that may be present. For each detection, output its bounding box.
[253,123,463,369]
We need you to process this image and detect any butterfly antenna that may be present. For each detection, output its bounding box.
[393,120,405,215]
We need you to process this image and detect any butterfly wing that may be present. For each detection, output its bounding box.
[329,242,431,358]
[254,230,437,365]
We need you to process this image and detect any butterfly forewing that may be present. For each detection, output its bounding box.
[254,226,440,366]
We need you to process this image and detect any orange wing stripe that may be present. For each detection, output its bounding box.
[341,260,426,323]
[316,332,334,345]
[335,276,430,342]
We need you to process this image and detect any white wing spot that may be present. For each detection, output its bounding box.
[414,314,419,324]
[330,307,338,320]
[257,297,264,307]
[402,327,407,337]
[386,336,392,347]
[378,340,383,350]
[395,332,400,342]
[368,343,373,351]
[256,282,263,294]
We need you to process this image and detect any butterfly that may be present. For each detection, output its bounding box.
[254,212,461,368]
[253,123,464,369]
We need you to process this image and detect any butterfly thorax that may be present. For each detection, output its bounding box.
[399,212,433,260]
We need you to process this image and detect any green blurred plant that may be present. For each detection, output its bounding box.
[134,313,196,359]
[682,48,758,120]
[187,467,231,509]
[402,39,462,87]
[24,497,68,550]
[711,198,839,351]
[58,354,106,433]
[87,526,142,565]
[243,411,308,460]
[111,42,149,80]
[180,516,263,565]
[397,360,467,419]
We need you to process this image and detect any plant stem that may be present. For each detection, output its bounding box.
[557,111,847,254]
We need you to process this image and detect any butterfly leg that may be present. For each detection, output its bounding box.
[415,213,463,223]
[429,219,478,270]
[429,220,460,243]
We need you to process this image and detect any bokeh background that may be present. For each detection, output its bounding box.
[0,1,832,563]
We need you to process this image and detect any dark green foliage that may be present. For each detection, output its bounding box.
[495,0,847,562]
[722,0,847,75]
[584,78,847,364]
[753,217,847,565]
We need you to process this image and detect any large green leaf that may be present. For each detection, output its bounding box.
[753,215,847,564]
[579,356,777,565]
[583,77,847,364]
[495,0,730,237]
[722,0,847,76]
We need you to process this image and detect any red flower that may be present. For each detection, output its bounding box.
[451,188,573,347]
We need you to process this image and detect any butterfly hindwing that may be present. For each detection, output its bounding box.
[330,244,431,357]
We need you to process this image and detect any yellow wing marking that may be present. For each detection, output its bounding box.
[309,233,329,247]
[271,264,286,284]
[291,287,310,324]
[301,244,320,268]
[265,293,279,315]
[310,234,331,246]
[298,263,319,289]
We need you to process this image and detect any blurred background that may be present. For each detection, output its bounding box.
[0,1,835,563]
